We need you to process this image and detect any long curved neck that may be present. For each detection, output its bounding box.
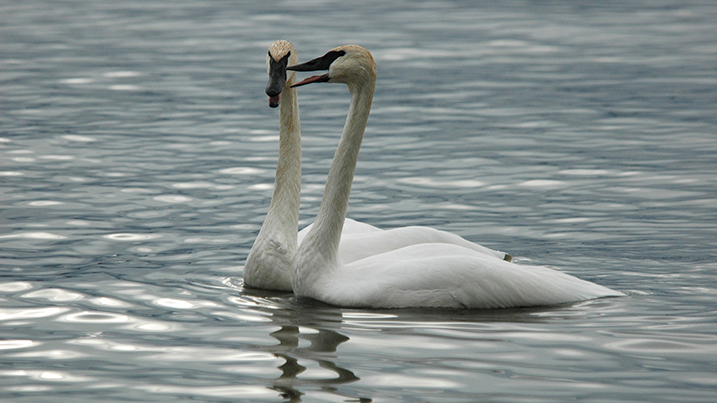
[301,80,375,263]
[244,77,301,291]
[265,78,301,232]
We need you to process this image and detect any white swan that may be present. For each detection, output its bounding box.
[287,45,624,309]
[244,41,509,292]
[243,41,302,291]
[245,41,384,291]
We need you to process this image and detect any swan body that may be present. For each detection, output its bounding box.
[244,41,509,292]
[299,243,619,309]
[287,45,623,309]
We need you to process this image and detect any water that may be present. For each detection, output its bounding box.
[2,1,716,401]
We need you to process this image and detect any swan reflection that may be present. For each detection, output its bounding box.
[264,303,366,402]
[233,277,609,402]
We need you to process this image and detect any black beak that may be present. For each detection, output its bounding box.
[287,50,345,88]
[265,52,290,108]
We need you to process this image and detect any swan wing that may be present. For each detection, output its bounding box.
[309,244,622,309]
[337,225,508,264]
[299,218,508,265]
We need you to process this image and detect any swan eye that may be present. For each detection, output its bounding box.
[323,50,346,67]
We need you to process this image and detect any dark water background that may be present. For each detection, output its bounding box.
[2,1,716,402]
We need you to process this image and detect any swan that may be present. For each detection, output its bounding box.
[287,45,624,309]
[245,40,383,291]
[244,41,509,292]
[243,40,302,291]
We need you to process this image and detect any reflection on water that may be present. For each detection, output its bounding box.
[232,286,364,401]
[1,276,716,401]
[2,0,717,402]
[261,312,361,401]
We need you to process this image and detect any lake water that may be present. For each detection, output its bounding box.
[2,1,716,402]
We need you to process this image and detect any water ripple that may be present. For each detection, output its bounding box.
[0,232,67,240]
[63,311,130,324]
[22,289,85,302]
[1,1,716,402]
[0,307,69,321]
[103,233,163,241]
[0,340,35,350]
[0,282,34,292]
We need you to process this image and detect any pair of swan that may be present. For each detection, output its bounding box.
[243,40,622,309]
[244,41,508,291]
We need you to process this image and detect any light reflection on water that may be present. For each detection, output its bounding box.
[2,0,717,402]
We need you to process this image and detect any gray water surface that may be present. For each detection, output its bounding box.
[2,1,717,402]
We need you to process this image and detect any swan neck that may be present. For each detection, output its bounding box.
[303,79,375,263]
[244,77,301,291]
[265,77,301,231]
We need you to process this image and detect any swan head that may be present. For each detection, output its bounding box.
[288,45,377,89]
[266,40,299,108]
